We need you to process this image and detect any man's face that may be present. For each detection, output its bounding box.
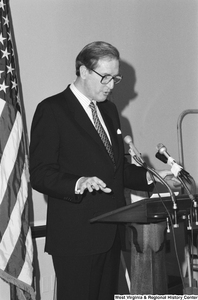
[83,58,119,102]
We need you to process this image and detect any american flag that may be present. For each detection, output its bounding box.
[0,1,35,300]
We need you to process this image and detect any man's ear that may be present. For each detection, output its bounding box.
[79,65,88,79]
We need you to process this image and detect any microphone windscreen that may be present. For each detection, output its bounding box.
[155,152,168,164]
[124,135,132,145]
[156,143,164,151]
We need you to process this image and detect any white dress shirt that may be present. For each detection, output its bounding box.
[70,82,111,143]
[70,82,112,193]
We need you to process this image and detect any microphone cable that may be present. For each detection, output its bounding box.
[151,178,186,291]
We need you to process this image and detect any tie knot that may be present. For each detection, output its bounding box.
[89,101,96,110]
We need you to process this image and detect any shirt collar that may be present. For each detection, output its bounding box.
[70,82,96,110]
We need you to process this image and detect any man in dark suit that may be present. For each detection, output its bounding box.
[29,41,175,299]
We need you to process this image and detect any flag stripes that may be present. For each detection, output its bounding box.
[0,1,35,299]
[0,107,23,229]
[4,201,28,277]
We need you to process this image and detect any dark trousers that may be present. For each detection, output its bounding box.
[52,232,121,300]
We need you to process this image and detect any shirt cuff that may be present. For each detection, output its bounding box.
[146,171,154,185]
[75,177,84,194]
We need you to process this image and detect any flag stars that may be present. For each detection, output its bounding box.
[3,15,9,27]
[11,79,17,90]
[0,70,4,78]
[0,33,6,45]
[7,32,11,41]
[1,47,10,59]
[7,63,14,74]
[0,0,5,11]
[0,80,9,92]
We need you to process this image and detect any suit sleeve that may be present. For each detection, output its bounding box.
[123,157,154,192]
[29,101,82,202]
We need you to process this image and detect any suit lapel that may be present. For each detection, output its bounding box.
[63,87,117,165]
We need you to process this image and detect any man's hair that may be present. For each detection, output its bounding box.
[75,41,120,76]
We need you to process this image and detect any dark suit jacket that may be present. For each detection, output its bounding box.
[29,85,153,256]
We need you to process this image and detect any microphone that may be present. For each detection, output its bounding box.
[156,143,178,165]
[124,136,179,227]
[124,135,145,165]
[155,152,168,164]
[156,143,190,179]
[156,143,197,224]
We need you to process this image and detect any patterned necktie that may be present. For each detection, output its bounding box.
[89,101,115,164]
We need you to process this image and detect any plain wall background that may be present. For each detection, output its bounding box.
[10,0,198,224]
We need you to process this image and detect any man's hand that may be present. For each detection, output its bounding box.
[77,176,112,194]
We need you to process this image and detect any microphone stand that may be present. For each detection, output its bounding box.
[177,175,198,291]
[129,150,179,228]
[146,166,179,228]
[177,176,198,225]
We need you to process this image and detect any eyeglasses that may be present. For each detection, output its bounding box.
[90,69,123,85]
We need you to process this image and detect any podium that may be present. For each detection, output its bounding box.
[90,194,197,294]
